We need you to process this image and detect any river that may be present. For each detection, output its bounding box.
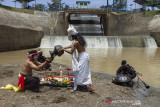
[0,47,159,89]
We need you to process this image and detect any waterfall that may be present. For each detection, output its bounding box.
[120,36,157,48]
[107,36,122,47]
[143,36,157,48]
[40,36,157,48]
[40,36,122,48]
[69,14,104,36]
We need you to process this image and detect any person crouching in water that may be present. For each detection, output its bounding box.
[112,60,136,86]
[59,25,95,92]
[18,50,52,92]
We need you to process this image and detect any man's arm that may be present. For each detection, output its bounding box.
[63,42,78,54]
[116,66,123,75]
[129,66,136,79]
[64,45,72,49]
[29,59,50,71]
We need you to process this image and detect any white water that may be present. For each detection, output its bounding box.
[40,36,157,48]
[40,36,123,48]
[143,36,158,48]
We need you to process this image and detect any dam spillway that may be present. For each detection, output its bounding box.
[69,14,104,36]
[40,36,157,48]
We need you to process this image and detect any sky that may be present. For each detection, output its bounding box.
[2,0,143,10]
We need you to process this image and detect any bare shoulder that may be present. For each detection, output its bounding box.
[74,41,79,46]
[25,60,34,66]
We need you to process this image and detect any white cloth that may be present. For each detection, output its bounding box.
[67,25,78,36]
[71,40,79,72]
[74,52,92,90]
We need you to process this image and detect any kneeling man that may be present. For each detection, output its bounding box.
[19,48,64,92]
[18,50,51,92]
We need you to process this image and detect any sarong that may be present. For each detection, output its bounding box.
[74,52,92,90]
[19,72,40,92]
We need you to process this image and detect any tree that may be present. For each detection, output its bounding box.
[48,0,63,10]
[100,5,112,10]
[64,4,69,10]
[16,0,34,9]
[0,0,5,4]
[22,1,27,8]
[146,0,160,10]
[114,0,127,10]
[36,3,45,11]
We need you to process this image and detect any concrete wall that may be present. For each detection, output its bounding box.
[0,8,66,51]
[0,25,43,51]
[34,11,66,36]
[0,8,45,51]
[1,7,160,51]
[150,32,160,47]
[107,12,154,36]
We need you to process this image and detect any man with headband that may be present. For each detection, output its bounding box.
[18,50,52,92]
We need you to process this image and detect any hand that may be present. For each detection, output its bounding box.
[58,48,64,56]
[45,58,52,63]
[128,74,131,77]
[59,48,65,52]
[120,71,123,74]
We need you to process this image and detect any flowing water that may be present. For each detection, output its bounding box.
[0,36,159,89]
[0,14,159,89]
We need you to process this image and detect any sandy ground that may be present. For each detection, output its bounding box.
[0,63,160,107]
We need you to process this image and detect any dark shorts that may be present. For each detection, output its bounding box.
[19,72,40,92]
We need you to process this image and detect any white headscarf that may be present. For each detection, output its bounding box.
[67,25,78,36]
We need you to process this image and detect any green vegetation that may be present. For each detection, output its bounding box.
[117,11,131,15]
[146,0,160,9]
[36,3,46,11]
[0,4,34,14]
[145,10,160,16]
[117,10,160,16]
[114,0,127,10]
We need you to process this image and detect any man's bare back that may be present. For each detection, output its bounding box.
[74,41,85,53]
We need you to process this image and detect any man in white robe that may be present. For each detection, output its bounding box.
[60,25,95,91]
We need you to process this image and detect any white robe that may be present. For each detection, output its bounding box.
[71,41,92,90]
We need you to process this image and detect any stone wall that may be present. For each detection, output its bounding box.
[0,8,43,31]
[34,11,66,36]
[150,32,160,47]
[0,8,45,51]
[107,12,154,36]
[0,25,43,51]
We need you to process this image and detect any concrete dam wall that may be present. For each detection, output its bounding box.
[0,8,44,51]
[107,12,160,46]
[0,24,43,51]
[0,8,66,51]
[107,12,153,36]
[1,8,160,51]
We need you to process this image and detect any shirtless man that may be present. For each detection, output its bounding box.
[18,50,51,92]
[19,49,64,92]
[59,25,95,92]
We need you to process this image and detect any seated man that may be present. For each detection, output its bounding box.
[19,48,64,92]
[112,60,136,86]
[37,50,52,71]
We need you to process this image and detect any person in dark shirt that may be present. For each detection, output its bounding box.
[112,60,136,86]
[37,51,52,71]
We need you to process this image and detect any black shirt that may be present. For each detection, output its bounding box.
[116,65,136,79]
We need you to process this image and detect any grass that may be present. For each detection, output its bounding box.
[145,10,160,16]
[117,11,131,15]
[0,4,34,14]
[117,10,160,16]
